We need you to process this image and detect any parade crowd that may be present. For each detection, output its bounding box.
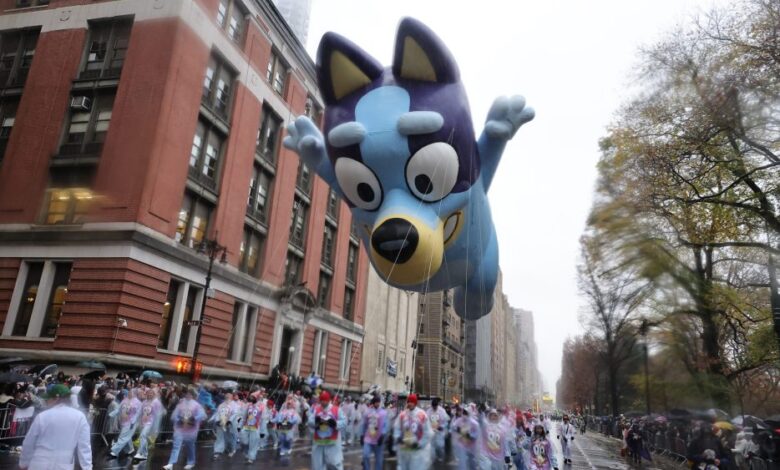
[5,371,581,470]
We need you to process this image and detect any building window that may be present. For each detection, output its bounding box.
[304,96,322,124]
[158,280,181,349]
[43,188,94,225]
[256,105,281,164]
[266,50,288,95]
[399,354,406,377]
[339,339,353,381]
[376,344,385,372]
[176,191,214,249]
[188,120,224,191]
[0,29,38,87]
[228,302,257,363]
[81,19,132,79]
[284,251,303,286]
[176,285,200,353]
[202,55,235,119]
[326,189,339,221]
[344,286,355,321]
[317,271,331,308]
[246,162,273,223]
[41,262,71,338]
[289,196,308,249]
[346,244,358,284]
[217,0,246,44]
[239,226,264,277]
[10,262,42,336]
[321,225,335,268]
[43,168,95,225]
[59,92,114,157]
[313,330,328,377]
[0,99,18,165]
[296,162,312,195]
[14,0,50,7]
[5,261,72,339]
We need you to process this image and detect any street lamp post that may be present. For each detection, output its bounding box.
[190,236,227,381]
[639,318,650,415]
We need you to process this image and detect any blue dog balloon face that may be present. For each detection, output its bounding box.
[284,18,534,319]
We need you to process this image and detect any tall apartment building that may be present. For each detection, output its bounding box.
[414,290,464,402]
[514,308,543,406]
[359,269,418,394]
[273,0,311,46]
[0,0,368,391]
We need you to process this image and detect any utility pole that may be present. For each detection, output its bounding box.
[190,236,227,381]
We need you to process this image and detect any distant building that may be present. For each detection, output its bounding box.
[273,0,313,46]
[359,269,418,394]
[514,308,543,407]
[414,291,464,402]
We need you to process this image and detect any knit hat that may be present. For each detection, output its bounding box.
[407,393,418,405]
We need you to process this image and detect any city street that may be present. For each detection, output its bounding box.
[0,423,663,470]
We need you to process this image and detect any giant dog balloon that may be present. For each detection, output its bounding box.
[284,18,534,320]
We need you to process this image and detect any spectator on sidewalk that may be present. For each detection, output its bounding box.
[19,384,92,470]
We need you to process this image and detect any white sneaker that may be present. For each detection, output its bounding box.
[162,465,173,470]
[134,454,147,461]
[228,450,236,457]
[184,465,195,470]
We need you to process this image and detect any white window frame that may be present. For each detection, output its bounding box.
[376,343,385,373]
[157,281,204,355]
[228,304,258,364]
[3,260,71,339]
[339,339,352,381]
[313,330,328,377]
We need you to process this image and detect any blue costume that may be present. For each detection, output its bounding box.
[284,17,534,320]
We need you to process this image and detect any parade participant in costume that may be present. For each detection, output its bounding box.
[513,412,531,470]
[163,388,207,470]
[479,408,515,470]
[109,388,141,458]
[275,395,302,457]
[348,396,363,447]
[241,395,268,464]
[451,404,481,470]
[212,392,240,460]
[558,414,576,464]
[360,395,388,470]
[267,399,279,450]
[20,385,92,470]
[393,393,433,470]
[385,399,398,456]
[426,397,450,462]
[527,424,558,470]
[543,415,552,436]
[133,388,164,462]
[308,390,347,470]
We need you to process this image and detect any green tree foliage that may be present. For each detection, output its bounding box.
[562,0,780,413]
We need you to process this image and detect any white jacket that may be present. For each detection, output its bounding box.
[20,404,92,470]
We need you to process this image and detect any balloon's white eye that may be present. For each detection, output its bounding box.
[405,142,459,202]
[334,158,382,211]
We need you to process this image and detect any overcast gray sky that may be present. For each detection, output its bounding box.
[306,0,719,398]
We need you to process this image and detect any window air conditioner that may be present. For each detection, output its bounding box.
[70,96,91,111]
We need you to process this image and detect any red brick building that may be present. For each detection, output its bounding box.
[0,0,367,391]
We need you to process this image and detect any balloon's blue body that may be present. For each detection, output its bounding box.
[284,18,533,320]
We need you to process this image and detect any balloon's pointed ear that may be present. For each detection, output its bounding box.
[317,32,384,105]
[392,17,460,83]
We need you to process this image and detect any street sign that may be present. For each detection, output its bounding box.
[186,317,211,326]
[387,359,397,377]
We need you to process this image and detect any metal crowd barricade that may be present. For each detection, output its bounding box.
[0,404,34,444]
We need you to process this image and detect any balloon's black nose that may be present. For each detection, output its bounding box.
[371,218,418,263]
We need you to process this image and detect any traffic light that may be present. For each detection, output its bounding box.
[175,359,192,374]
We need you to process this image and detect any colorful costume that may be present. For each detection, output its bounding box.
[109,391,141,457]
[426,403,450,462]
[360,400,388,470]
[393,399,433,470]
[165,395,206,469]
[274,401,301,456]
[451,413,480,470]
[308,393,347,470]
